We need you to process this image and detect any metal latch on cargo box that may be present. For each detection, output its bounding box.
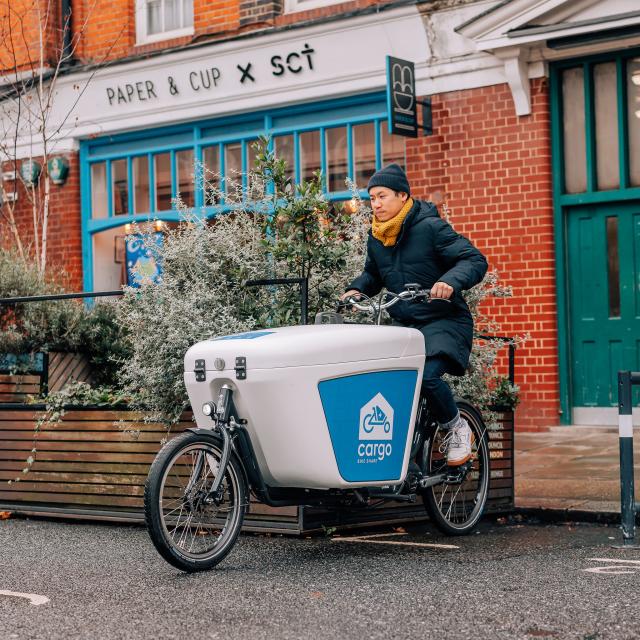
[194,359,206,382]
[235,357,246,380]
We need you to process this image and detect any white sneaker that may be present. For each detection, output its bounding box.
[443,418,474,466]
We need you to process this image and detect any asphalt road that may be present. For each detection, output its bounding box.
[1,515,639,640]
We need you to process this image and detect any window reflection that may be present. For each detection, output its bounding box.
[176,149,194,208]
[133,156,149,214]
[274,134,295,182]
[606,216,620,317]
[594,63,619,191]
[562,67,587,193]
[628,58,640,187]
[154,153,172,211]
[326,127,347,192]
[112,159,129,216]
[353,123,376,188]
[380,123,405,169]
[224,143,242,197]
[300,130,320,182]
[91,162,107,219]
[203,146,220,205]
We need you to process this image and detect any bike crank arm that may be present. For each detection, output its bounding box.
[418,472,448,489]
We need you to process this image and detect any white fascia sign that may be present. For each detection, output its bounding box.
[5,6,429,157]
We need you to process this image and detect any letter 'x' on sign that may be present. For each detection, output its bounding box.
[237,63,255,83]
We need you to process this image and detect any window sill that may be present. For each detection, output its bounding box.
[135,26,195,46]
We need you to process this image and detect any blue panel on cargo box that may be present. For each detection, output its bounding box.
[318,370,418,483]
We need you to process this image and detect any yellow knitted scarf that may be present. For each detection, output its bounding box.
[371,198,414,247]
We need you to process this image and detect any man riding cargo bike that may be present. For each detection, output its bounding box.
[143,164,491,572]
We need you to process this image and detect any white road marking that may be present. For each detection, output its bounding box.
[0,590,50,606]
[589,558,640,565]
[332,533,459,550]
[583,558,640,575]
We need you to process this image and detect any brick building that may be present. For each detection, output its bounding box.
[1,0,639,429]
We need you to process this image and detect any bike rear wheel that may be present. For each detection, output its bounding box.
[422,400,490,536]
[144,430,248,572]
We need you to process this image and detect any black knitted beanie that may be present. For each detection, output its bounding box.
[367,163,410,196]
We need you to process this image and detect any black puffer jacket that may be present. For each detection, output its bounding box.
[348,199,488,376]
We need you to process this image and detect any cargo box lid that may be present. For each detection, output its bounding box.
[184,324,425,372]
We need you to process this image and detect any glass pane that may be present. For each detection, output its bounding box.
[133,156,149,214]
[165,0,180,30]
[176,149,194,208]
[112,159,129,216]
[380,123,405,169]
[154,153,172,211]
[90,162,107,219]
[594,63,620,191]
[147,0,162,34]
[245,139,260,192]
[224,143,242,197]
[300,130,320,182]
[353,122,376,188]
[562,67,587,194]
[203,146,220,206]
[628,58,640,187]
[274,134,294,182]
[606,216,620,317]
[183,0,193,26]
[93,226,127,292]
[326,127,347,192]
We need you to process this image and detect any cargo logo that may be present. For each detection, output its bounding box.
[357,393,394,462]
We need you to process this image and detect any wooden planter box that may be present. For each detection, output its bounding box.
[0,352,92,403]
[0,405,514,534]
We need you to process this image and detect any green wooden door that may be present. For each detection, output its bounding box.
[568,202,640,406]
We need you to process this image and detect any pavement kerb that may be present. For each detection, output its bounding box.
[513,506,639,526]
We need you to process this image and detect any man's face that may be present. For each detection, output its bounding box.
[369,186,408,222]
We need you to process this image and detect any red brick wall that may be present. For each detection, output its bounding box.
[0,0,61,73]
[406,78,557,430]
[0,153,82,291]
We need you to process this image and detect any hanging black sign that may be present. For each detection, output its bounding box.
[386,56,418,138]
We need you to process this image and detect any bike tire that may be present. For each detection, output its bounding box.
[421,400,490,536]
[144,430,248,572]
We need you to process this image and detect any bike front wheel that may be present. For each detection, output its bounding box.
[422,400,490,536]
[144,430,248,572]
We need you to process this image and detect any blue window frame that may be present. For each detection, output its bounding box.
[80,92,405,291]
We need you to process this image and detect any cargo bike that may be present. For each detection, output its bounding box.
[144,285,490,572]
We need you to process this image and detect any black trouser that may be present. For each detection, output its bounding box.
[422,356,459,427]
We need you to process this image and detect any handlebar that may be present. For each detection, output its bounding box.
[338,284,451,317]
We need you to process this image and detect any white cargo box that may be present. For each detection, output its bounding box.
[184,325,425,489]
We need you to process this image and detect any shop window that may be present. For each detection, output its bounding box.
[91,163,108,219]
[245,139,260,192]
[300,130,320,182]
[628,58,640,187]
[594,63,619,191]
[154,153,172,211]
[203,145,220,205]
[133,156,150,213]
[176,149,194,208]
[112,159,129,216]
[353,122,376,189]
[274,135,295,183]
[326,127,348,192]
[562,67,587,194]
[136,0,194,45]
[224,143,242,197]
[380,122,405,169]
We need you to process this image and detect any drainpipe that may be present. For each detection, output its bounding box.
[61,0,72,63]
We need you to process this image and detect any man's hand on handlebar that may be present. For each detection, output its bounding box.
[340,289,361,302]
[430,281,454,300]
